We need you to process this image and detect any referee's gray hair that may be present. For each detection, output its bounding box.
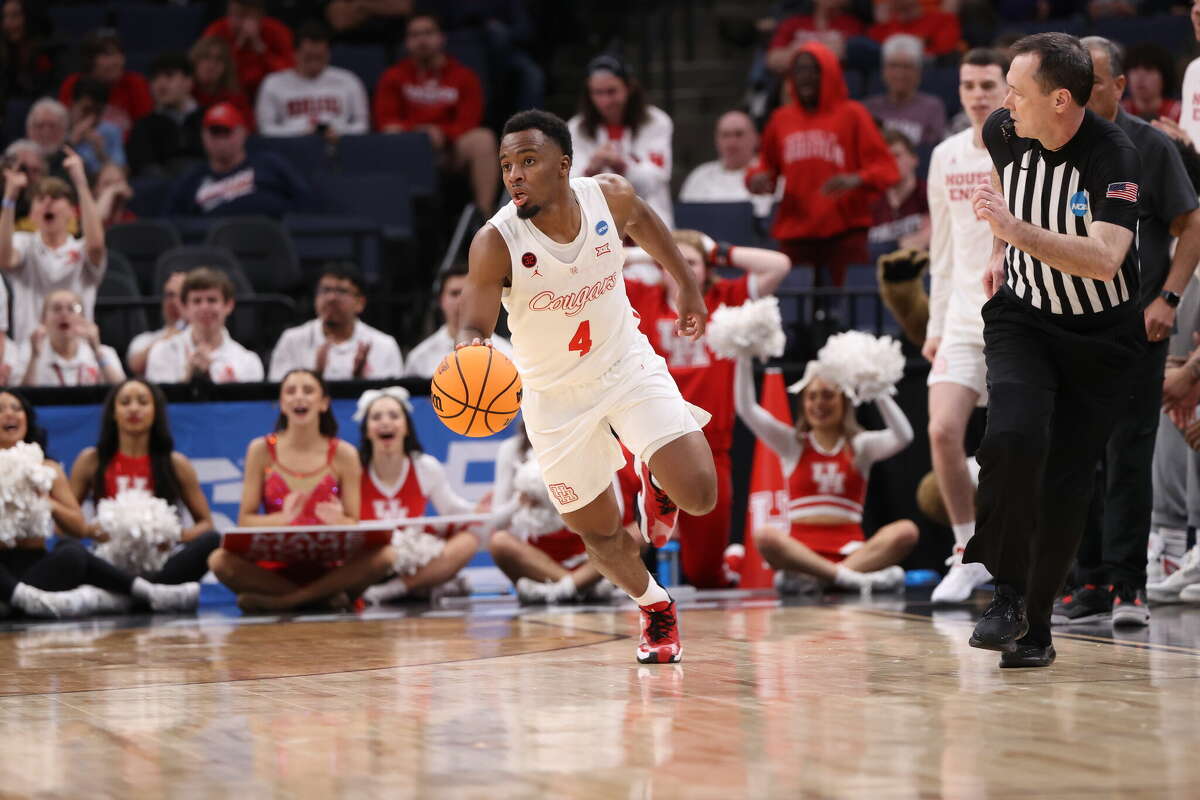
[882,34,924,65]
[1080,36,1124,78]
[26,98,68,126]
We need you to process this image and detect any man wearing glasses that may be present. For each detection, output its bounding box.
[268,262,403,381]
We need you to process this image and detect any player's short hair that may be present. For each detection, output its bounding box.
[502,110,573,161]
[1011,32,1093,107]
[296,20,331,47]
[1080,36,1124,79]
[883,128,916,155]
[962,47,1010,75]
[182,267,235,303]
[317,261,366,294]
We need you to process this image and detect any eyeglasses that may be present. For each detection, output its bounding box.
[46,302,82,315]
[317,285,359,297]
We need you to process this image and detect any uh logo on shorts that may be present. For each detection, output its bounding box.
[549,483,579,505]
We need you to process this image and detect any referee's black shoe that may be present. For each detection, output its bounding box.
[999,640,1056,669]
[969,584,1028,653]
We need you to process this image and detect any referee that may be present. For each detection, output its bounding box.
[964,33,1146,668]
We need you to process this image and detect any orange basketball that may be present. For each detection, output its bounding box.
[430,345,522,437]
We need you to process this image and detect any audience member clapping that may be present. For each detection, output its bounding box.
[20,289,124,387]
[128,52,205,178]
[863,34,946,148]
[403,263,512,379]
[256,21,369,138]
[202,0,295,100]
[126,271,187,376]
[57,29,152,139]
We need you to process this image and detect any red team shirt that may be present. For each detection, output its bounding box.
[360,462,427,523]
[787,435,868,558]
[104,452,154,498]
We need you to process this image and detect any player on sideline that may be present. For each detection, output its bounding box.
[457,109,718,664]
[923,48,1010,604]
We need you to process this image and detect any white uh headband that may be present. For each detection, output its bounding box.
[353,386,413,422]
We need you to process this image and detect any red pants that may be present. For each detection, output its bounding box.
[789,520,864,562]
[531,528,587,569]
[779,228,868,288]
[677,450,734,588]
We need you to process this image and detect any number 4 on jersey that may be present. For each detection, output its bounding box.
[568,320,592,357]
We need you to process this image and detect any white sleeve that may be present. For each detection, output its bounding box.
[344,72,370,135]
[678,165,704,202]
[925,146,952,340]
[491,436,523,506]
[734,355,801,464]
[144,340,178,383]
[568,116,595,179]
[267,328,304,382]
[10,232,32,270]
[367,333,404,378]
[415,454,475,516]
[626,110,673,193]
[255,75,285,135]
[851,393,914,473]
[239,349,265,382]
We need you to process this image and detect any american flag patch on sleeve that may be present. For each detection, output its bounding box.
[1105,182,1138,202]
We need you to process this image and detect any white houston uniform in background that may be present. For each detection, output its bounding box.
[925,127,995,404]
[488,177,709,513]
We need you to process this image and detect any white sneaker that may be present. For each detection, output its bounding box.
[774,569,820,595]
[78,586,134,615]
[1179,583,1200,604]
[362,576,407,605]
[583,579,615,603]
[430,574,471,603]
[931,550,993,604]
[1147,530,1166,586]
[1147,545,1200,604]
[515,577,576,604]
[11,583,95,619]
[144,581,200,613]
[863,566,906,593]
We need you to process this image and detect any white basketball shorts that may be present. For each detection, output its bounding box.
[521,339,711,513]
[927,336,988,406]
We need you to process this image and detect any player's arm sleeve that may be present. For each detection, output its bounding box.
[852,393,914,473]
[1087,136,1142,233]
[925,149,952,339]
[854,107,900,189]
[734,355,801,462]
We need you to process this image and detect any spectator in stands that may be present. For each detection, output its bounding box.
[863,34,946,148]
[374,13,498,215]
[568,55,674,226]
[25,98,69,176]
[145,267,264,384]
[269,263,403,381]
[403,262,512,378]
[747,42,899,288]
[0,0,56,102]
[165,101,316,217]
[93,163,135,227]
[325,0,413,44]
[202,0,295,100]
[128,53,205,178]
[0,331,19,384]
[127,271,186,376]
[19,288,124,387]
[67,78,126,176]
[57,29,152,139]
[189,36,254,126]
[1122,42,1181,124]
[867,0,960,57]
[868,130,930,253]
[440,0,546,114]
[0,147,106,344]
[1181,1,1200,148]
[3,139,48,232]
[256,21,369,138]
[766,0,865,70]
[678,110,775,214]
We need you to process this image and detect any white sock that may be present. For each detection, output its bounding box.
[951,522,975,551]
[130,577,155,601]
[1161,527,1189,560]
[631,575,670,607]
[833,565,866,589]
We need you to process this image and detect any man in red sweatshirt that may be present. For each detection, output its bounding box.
[202,0,295,100]
[748,41,899,288]
[373,13,498,215]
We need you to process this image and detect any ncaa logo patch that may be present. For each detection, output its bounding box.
[595,219,609,236]
[1069,190,1089,217]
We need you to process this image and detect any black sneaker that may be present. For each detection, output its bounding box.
[1111,584,1150,627]
[1000,640,1057,668]
[969,584,1028,653]
[1050,583,1112,626]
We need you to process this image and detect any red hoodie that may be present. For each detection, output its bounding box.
[747,42,899,241]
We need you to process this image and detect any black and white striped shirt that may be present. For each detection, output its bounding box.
[983,108,1142,319]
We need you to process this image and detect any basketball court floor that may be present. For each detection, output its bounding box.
[2,589,1199,798]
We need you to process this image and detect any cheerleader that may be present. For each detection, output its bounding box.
[355,387,481,604]
[734,355,918,592]
[0,390,198,617]
[209,369,393,611]
[69,378,219,584]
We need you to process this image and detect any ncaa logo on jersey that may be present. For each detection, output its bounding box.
[1069,190,1089,217]
[549,483,579,505]
[595,219,609,236]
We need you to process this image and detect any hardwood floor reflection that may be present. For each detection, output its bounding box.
[1,600,1199,798]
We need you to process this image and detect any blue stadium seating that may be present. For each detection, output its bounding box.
[127,175,173,218]
[1093,15,1193,53]
[113,3,207,52]
[247,135,331,176]
[331,44,391,95]
[674,201,769,248]
[108,219,182,294]
[336,133,436,197]
[47,6,109,39]
[2,98,31,146]
[920,66,961,117]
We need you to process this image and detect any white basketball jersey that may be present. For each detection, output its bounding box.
[491,177,643,391]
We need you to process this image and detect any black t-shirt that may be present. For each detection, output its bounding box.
[982,107,1142,323]
[1115,110,1199,308]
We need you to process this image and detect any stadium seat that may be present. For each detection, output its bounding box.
[331,44,390,94]
[3,98,31,145]
[153,245,253,298]
[108,219,182,295]
[127,175,173,218]
[920,65,961,117]
[247,135,330,176]
[1093,15,1193,53]
[97,250,149,360]
[113,3,207,52]
[205,216,303,294]
[319,174,413,241]
[48,6,109,39]
[336,133,436,197]
[674,202,764,248]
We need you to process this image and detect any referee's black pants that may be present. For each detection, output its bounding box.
[1077,338,1168,590]
[963,291,1144,629]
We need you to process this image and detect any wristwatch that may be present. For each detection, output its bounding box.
[1162,290,1182,308]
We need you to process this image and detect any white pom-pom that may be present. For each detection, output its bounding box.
[0,442,57,548]
[390,527,446,576]
[705,297,786,361]
[813,331,906,405]
[94,489,182,574]
[509,457,565,539]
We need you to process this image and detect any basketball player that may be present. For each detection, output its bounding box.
[457,109,718,664]
[923,48,1010,604]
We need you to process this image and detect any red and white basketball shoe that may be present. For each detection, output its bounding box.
[637,599,682,664]
[636,458,678,548]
